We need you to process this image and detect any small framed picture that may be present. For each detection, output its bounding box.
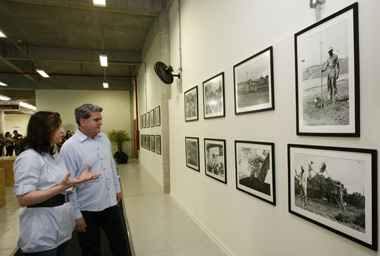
[150,109,155,127]
[295,3,359,136]
[204,138,226,184]
[185,137,200,172]
[142,114,146,128]
[146,134,150,149]
[140,115,143,129]
[235,140,276,205]
[288,144,377,250]
[184,86,199,122]
[150,135,155,152]
[233,46,274,114]
[155,106,161,126]
[146,112,150,128]
[142,134,146,148]
[203,72,225,119]
[156,135,161,155]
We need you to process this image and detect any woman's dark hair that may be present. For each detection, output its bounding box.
[23,111,62,155]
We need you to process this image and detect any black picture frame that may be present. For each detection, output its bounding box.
[185,137,200,172]
[150,135,155,152]
[150,109,155,127]
[295,3,359,136]
[146,112,150,128]
[288,144,377,250]
[204,138,227,184]
[142,134,145,148]
[235,140,276,205]
[203,72,225,119]
[156,135,161,155]
[146,133,150,149]
[184,86,199,122]
[142,113,146,128]
[140,115,143,129]
[155,106,161,126]
[233,46,275,115]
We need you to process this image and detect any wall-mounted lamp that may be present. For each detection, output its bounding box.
[0,30,6,38]
[36,69,49,78]
[99,54,108,67]
[103,82,109,88]
[0,81,7,86]
[0,95,10,101]
[93,0,106,7]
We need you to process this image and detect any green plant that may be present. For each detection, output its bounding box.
[108,130,131,153]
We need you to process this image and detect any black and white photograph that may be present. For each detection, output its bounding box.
[235,141,275,205]
[142,134,146,149]
[142,113,146,128]
[184,86,199,122]
[185,137,200,171]
[288,144,377,250]
[150,109,155,127]
[146,112,150,128]
[204,138,226,184]
[295,3,359,136]
[150,135,155,152]
[156,135,161,155]
[146,133,150,149]
[140,115,143,129]
[203,72,225,119]
[155,106,161,126]
[233,46,274,114]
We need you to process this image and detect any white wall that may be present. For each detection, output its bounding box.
[167,0,380,256]
[36,90,132,156]
[3,114,30,136]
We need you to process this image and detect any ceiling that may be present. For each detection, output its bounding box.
[0,0,173,108]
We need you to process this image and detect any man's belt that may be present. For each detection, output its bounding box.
[28,194,69,208]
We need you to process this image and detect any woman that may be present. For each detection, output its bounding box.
[13,111,101,255]
[4,131,14,156]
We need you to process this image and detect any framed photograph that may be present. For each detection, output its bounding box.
[156,135,161,155]
[295,3,359,136]
[150,135,155,152]
[235,140,276,205]
[204,138,226,184]
[146,112,150,128]
[140,115,143,129]
[233,46,274,114]
[142,134,146,149]
[142,114,146,128]
[203,72,225,119]
[288,144,377,250]
[185,137,200,172]
[155,106,161,126]
[150,109,155,127]
[184,86,199,122]
[146,134,150,149]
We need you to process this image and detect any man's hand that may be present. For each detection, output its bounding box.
[116,192,122,204]
[75,217,87,233]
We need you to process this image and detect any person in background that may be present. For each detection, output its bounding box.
[12,130,23,156]
[60,104,131,256]
[0,133,4,156]
[65,130,73,140]
[13,111,101,255]
[4,131,14,156]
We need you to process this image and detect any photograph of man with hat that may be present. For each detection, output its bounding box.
[322,46,340,103]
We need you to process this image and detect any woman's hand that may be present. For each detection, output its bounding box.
[61,165,101,189]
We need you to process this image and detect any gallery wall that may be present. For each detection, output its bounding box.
[165,0,380,255]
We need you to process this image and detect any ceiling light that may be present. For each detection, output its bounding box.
[0,95,10,101]
[99,54,108,67]
[36,69,49,78]
[93,0,106,7]
[19,101,37,111]
[103,82,109,88]
[0,30,6,38]
[0,81,7,86]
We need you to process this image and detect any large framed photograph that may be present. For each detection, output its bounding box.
[233,46,274,114]
[150,135,155,152]
[235,141,275,205]
[155,106,161,126]
[156,135,161,155]
[203,72,225,119]
[295,3,359,136]
[185,137,200,172]
[150,109,155,127]
[288,144,377,250]
[184,86,199,122]
[204,138,226,184]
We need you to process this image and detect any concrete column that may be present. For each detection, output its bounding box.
[158,11,171,194]
[0,111,5,134]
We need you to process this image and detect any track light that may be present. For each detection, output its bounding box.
[103,82,109,88]
[0,81,7,86]
[0,30,6,38]
[36,69,49,78]
[99,54,108,67]
[93,0,106,7]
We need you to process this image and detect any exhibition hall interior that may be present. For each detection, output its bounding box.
[0,0,380,256]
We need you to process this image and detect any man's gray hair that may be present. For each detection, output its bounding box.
[75,104,103,126]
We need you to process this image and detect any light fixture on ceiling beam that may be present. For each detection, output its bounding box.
[93,0,106,7]
[20,101,37,111]
[99,54,108,67]
[0,81,7,86]
[0,30,6,38]
[103,82,109,88]
[36,69,50,78]
[0,95,10,101]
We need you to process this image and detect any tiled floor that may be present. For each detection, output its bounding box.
[0,159,230,256]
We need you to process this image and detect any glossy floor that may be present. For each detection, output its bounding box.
[0,160,230,256]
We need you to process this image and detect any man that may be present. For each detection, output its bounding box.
[295,166,308,207]
[12,130,23,156]
[321,47,340,103]
[60,104,130,256]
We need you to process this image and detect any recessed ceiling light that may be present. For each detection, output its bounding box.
[93,0,106,7]
[99,54,108,67]
[0,30,6,38]
[0,81,7,86]
[103,82,109,88]
[36,69,50,78]
[0,95,10,101]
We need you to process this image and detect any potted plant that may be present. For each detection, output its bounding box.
[108,130,131,164]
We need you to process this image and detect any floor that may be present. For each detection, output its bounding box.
[0,160,230,256]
